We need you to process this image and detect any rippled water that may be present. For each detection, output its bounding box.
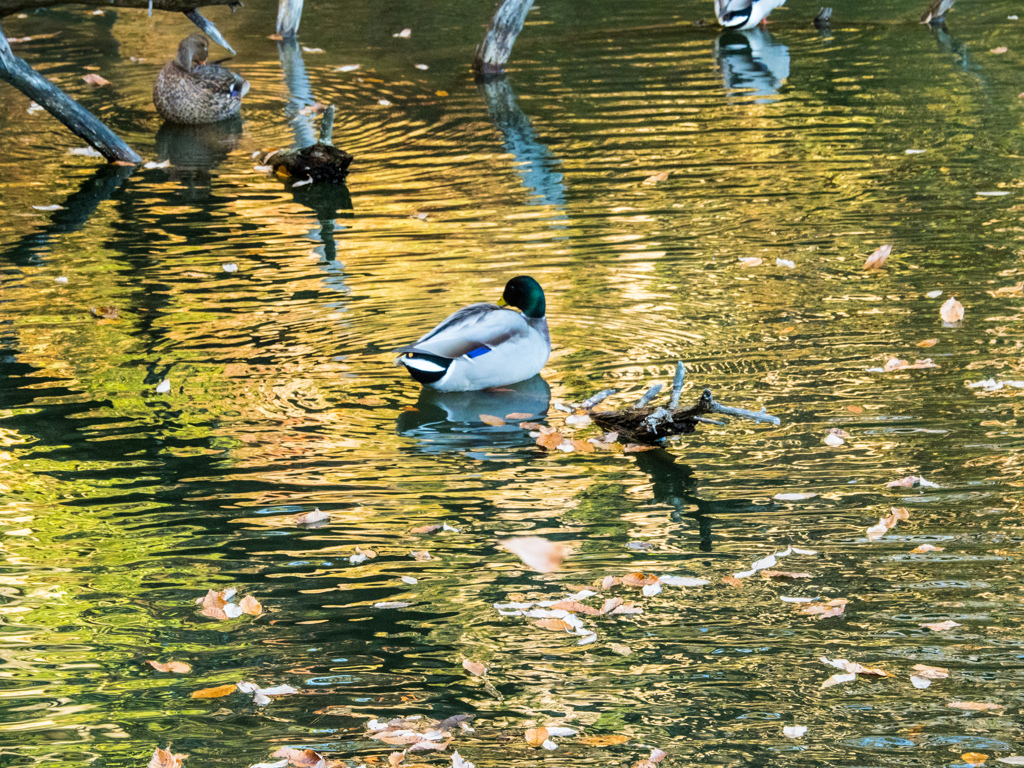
[2,0,1024,765]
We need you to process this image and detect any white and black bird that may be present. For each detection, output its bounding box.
[921,0,956,24]
[714,0,788,30]
[395,276,551,392]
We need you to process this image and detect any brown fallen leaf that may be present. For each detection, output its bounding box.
[535,618,575,632]
[910,543,944,554]
[389,751,405,767]
[948,701,1003,712]
[239,594,262,616]
[505,412,534,420]
[272,746,334,766]
[536,431,566,450]
[294,508,330,525]
[912,663,949,679]
[410,550,431,561]
[410,524,442,534]
[149,747,187,768]
[571,439,596,453]
[580,734,630,746]
[643,171,670,184]
[847,405,864,413]
[601,576,622,589]
[598,597,623,614]
[799,598,848,618]
[760,570,812,580]
[864,244,893,270]
[190,683,236,699]
[147,660,191,673]
[526,727,549,747]
[549,599,601,615]
[199,589,232,621]
[478,414,505,426]
[89,306,119,320]
[623,443,658,452]
[916,338,938,347]
[721,575,744,589]
[500,536,567,573]
[921,620,961,631]
[621,572,659,587]
[82,73,110,86]
[462,659,486,677]
[940,296,965,323]
[867,506,910,540]
[520,421,545,430]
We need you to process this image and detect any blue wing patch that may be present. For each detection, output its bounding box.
[466,346,491,359]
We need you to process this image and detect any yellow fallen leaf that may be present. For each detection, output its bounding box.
[864,244,893,270]
[190,683,236,699]
[940,296,965,323]
[525,727,549,747]
[962,753,988,766]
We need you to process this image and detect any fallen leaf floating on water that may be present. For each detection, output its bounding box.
[535,618,576,632]
[394,28,412,37]
[776,258,796,269]
[870,356,939,372]
[866,506,910,540]
[293,508,329,525]
[156,379,171,394]
[910,543,944,554]
[500,536,567,573]
[388,752,404,767]
[271,746,337,767]
[239,595,262,616]
[147,660,191,673]
[739,257,762,267]
[917,338,939,347]
[823,428,848,446]
[990,281,1024,296]
[375,601,412,609]
[921,619,961,631]
[990,46,1008,53]
[336,64,360,72]
[608,643,632,656]
[191,683,236,699]
[451,752,474,768]
[462,659,486,677]
[31,204,63,212]
[887,475,939,489]
[410,550,431,561]
[249,760,290,768]
[760,570,812,581]
[349,546,378,565]
[144,159,170,169]
[773,492,817,501]
[783,725,808,738]
[996,757,1024,765]
[963,754,990,766]
[237,680,298,706]
[222,263,238,273]
[197,587,261,620]
[822,671,857,689]
[632,748,668,768]
[912,663,949,679]
[911,675,932,689]
[478,414,505,426]
[940,296,965,323]
[565,413,592,428]
[89,306,119,320]
[643,171,670,184]
[401,576,418,585]
[82,73,110,86]
[967,378,1024,391]
[301,46,324,53]
[949,701,1003,712]
[821,656,887,677]
[799,598,848,618]
[525,727,549,747]
[149,747,187,768]
[863,244,893,270]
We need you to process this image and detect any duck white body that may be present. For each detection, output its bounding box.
[714,0,787,29]
[395,277,551,393]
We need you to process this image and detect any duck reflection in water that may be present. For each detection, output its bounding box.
[154,117,242,192]
[714,28,790,102]
[396,375,550,457]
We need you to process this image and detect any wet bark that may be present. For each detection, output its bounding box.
[473,0,534,79]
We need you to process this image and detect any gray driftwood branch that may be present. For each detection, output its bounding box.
[584,362,780,444]
[0,25,142,163]
[473,0,534,78]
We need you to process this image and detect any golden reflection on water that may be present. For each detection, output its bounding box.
[1,0,1024,765]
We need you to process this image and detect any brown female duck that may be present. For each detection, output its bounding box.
[153,34,249,125]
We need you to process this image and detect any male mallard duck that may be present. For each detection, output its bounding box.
[395,276,551,392]
[714,0,788,29]
[921,0,956,24]
[153,33,249,125]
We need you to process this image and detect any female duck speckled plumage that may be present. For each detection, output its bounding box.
[153,34,249,125]
[395,276,551,392]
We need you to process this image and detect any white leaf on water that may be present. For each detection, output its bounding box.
[783,725,807,738]
[222,263,238,273]
[911,675,931,689]
[156,379,171,394]
[774,492,817,501]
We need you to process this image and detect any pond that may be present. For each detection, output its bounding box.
[1,0,1024,765]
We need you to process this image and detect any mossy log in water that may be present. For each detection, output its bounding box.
[261,105,353,183]
[584,362,781,444]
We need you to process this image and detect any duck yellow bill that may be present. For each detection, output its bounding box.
[497,297,508,307]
